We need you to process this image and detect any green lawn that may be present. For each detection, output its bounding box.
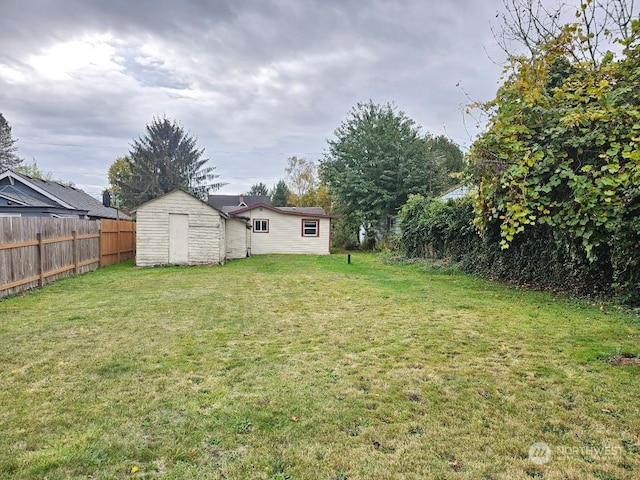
[1,254,639,480]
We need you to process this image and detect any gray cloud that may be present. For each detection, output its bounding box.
[0,0,506,197]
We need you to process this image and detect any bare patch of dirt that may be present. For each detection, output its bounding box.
[609,353,640,367]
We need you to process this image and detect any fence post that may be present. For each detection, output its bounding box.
[99,221,104,268]
[117,220,121,264]
[72,230,79,274]
[37,232,44,287]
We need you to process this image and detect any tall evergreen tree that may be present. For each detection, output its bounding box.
[0,113,22,171]
[246,182,270,196]
[270,179,290,207]
[119,117,225,208]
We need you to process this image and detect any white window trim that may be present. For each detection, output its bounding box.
[253,218,269,233]
[302,219,319,237]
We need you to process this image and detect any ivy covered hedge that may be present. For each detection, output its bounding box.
[399,195,477,261]
[402,12,640,305]
[399,195,639,305]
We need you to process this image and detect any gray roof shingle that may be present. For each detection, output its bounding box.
[208,194,271,211]
[278,207,326,215]
[10,171,130,220]
[0,185,56,207]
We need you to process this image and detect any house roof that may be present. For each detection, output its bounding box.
[134,189,229,218]
[0,170,130,220]
[440,184,474,201]
[229,203,337,218]
[208,194,271,211]
[0,187,56,207]
[279,207,328,215]
[207,194,336,218]
[220,205,242,214]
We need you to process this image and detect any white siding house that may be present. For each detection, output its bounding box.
[440,185,474,201]
[232,204,332,255]
[226,217,249,259]
[135,189,228,266]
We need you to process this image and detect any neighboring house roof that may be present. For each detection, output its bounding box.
[208,194,271,211]
[0,169,130,220]
[278,207,328,215]
[440,184,474,201]
[134,189,229,218]
[208,194,336,218]
[229,203,336,218]
[220,206,242,214]
[0,187,56,207]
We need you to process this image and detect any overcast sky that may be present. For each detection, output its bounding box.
[0,0,509,198]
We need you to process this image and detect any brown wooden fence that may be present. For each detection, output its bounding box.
[100,219,137,267]
[0,217,136,298]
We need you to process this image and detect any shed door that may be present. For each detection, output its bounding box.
[169,214,189,264]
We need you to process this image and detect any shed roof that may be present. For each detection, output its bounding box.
[135,189,229,217]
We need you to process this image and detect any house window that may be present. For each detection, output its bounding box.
[302,219,319,237]
[253,219,269,233]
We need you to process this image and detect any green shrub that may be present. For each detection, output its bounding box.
[399,195,477,261]
[398,194,640,305]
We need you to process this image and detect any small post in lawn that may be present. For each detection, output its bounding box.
[347,254,351,264]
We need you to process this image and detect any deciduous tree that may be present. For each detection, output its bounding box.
[108,156,132,208]
[14,160,53,180]
[493,0,635,67]
[426,135,465,188]
[285,156,319,207]
[14,159,74,186]
[321,101,446,241]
